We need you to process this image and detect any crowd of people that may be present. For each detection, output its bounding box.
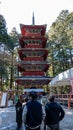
[15,91,65,130]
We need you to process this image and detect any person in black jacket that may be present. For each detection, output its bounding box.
[15,98,23,130]
[22,91,45,130]
[45,95,65,130]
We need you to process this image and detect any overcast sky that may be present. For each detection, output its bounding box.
[0,0,73,33]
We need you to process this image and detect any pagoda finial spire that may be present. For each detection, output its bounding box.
[32,12,35,25]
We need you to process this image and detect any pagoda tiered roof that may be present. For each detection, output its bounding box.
[19,36,47,48]
[17,61,50,72]
[20,24,47,36]
[15,76,51,87]
[18,48,49,60]
[15,23,51,87]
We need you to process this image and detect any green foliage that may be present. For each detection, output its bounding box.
[0,14,9,45]
[47,10,73,77]
[8,27,20,53]
[0,15,19,90]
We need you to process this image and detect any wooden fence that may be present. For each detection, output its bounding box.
[53,94,73,109]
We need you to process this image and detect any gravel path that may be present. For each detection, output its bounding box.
[0,107,17,130]
[0,106,73,130]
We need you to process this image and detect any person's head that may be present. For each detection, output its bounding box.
[42,92,46,96]
[17,98,21,104]
[29,91,37,100]
[24,97,28,103]
[49,95,55,102]
[18,96,21,102]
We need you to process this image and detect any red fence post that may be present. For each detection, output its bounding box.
[68,98,70,109]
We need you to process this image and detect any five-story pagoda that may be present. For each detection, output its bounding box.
[15,14,51,90]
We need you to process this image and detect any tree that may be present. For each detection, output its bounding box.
[47,10,73,76]
[0,14,9,45]
[8,27,20,89]
[0,15,19,90]
[0,15,10,90]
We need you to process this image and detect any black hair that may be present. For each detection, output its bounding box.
[29,91,37,100]
[49,95,55,102]
[43,92,46,96]
[24,97,28,102]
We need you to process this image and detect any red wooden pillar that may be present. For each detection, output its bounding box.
[68,94,71,109]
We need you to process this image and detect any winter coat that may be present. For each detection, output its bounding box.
[15,100,22,125]
[45,102,65,125]
[22,100,45,129]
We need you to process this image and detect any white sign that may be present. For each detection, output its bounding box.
[23,88,44,92]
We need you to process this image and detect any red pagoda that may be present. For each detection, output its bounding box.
[15,14,51,90]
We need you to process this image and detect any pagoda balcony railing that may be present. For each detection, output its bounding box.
[25,44,42,48]
[22,71,45,76]
[23,57,44,61]
[20,60,49,64]
[24,33,41,37]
